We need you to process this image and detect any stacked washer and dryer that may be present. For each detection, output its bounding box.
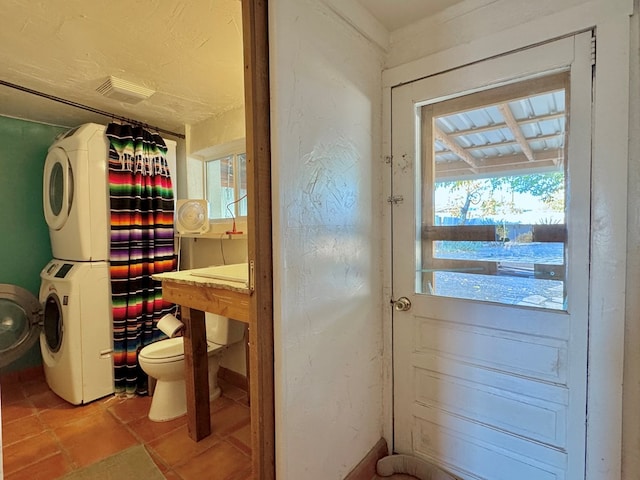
[39,123,116,405]
[0,123,176,404]
[38,123,176,405]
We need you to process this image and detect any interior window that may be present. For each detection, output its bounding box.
[205,150,247,220]
[419,72,568,310]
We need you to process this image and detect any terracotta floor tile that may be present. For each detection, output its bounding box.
[211,395,235,413]
[2,397,35,425]
[211,402,251,437]
[236,393,250,407]
[228,422,252,455]
[1,375,253,479]
[0,368,44,387]
[0,373,21,387]
[28,389,67,410]
[16,368,45,383]
[147,424,221,467]
[22,379,53,398]
[107,395,153,423]
[127,411,187,443]
[147,447,171,473]
[173,440,252,480]
[3,414,44,446]
[163,472,183,480]
[54,410,138,468]
[1,384,25,406]
[218,381,247,402]
[38,400,102,429]
[93,393,120,408]
[3,430,60,475]
[5,451,72,480]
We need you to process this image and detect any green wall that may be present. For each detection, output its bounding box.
[0,116,67,374]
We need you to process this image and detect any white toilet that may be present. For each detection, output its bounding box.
[138,313,245,422]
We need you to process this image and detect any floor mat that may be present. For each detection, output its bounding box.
[59,445,165,480]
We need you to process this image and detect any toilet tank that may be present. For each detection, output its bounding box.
[205,313,245,345]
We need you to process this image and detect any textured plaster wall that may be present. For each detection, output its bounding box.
[188,106,245,156]
[270,0,385,477]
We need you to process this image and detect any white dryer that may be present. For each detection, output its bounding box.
[39,259,114,405]
[42,123,177,262]
[43,124,111,262]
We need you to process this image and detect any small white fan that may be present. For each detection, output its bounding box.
[175,199,210,234]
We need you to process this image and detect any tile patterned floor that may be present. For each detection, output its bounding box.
[1,368,252,480]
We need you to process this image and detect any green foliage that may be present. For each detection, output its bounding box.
[499,172,564,201]
[436,172,565,222]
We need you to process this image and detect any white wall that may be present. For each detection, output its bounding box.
[269,0,385,477]
[189,106,245,155]
[623,5,640,479]
[383,0,635,478]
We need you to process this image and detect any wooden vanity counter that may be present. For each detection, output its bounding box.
[153,267,250,441]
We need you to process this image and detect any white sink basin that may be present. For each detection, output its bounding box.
[189,263,248,284]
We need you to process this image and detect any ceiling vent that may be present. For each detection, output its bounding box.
[96,76,155,104]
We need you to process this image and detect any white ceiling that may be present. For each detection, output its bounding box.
[0,0,245,137]
[0,0,463,138]
[357,0,467,31]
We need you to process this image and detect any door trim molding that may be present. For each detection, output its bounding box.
[242,0,275,478]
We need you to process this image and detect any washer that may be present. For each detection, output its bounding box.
[0,284,42,369]
[39,259,114,405]
[42,123,177,262]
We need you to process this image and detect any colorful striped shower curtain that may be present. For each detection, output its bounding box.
[107,123,177,396]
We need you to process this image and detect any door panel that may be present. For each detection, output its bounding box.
[392,33,592,480]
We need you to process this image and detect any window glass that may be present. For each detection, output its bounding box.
[238,153,247,217]
[419,73,568,310]
[205,151,246,220]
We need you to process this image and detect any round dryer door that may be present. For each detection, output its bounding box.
[0,284,42,368]
[43,147,74,231]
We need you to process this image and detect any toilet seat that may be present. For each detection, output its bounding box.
[139,337,184,364]
[139,337,226,365]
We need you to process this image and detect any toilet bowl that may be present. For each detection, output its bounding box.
[138,313,245,422]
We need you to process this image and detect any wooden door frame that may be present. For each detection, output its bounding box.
[242,1,275,479]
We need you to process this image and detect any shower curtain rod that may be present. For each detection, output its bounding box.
[0,79,185,139]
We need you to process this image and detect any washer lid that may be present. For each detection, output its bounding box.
[0,284,42,368]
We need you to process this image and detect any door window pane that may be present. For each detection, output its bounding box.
[419,73,568,310]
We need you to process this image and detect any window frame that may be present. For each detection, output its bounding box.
[203,138,247,222]
[418,72,569,310]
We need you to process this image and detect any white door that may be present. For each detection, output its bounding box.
[392,33,592,480]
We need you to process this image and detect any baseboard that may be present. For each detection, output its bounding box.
[344,437,388,480]
[218,366,248,392]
